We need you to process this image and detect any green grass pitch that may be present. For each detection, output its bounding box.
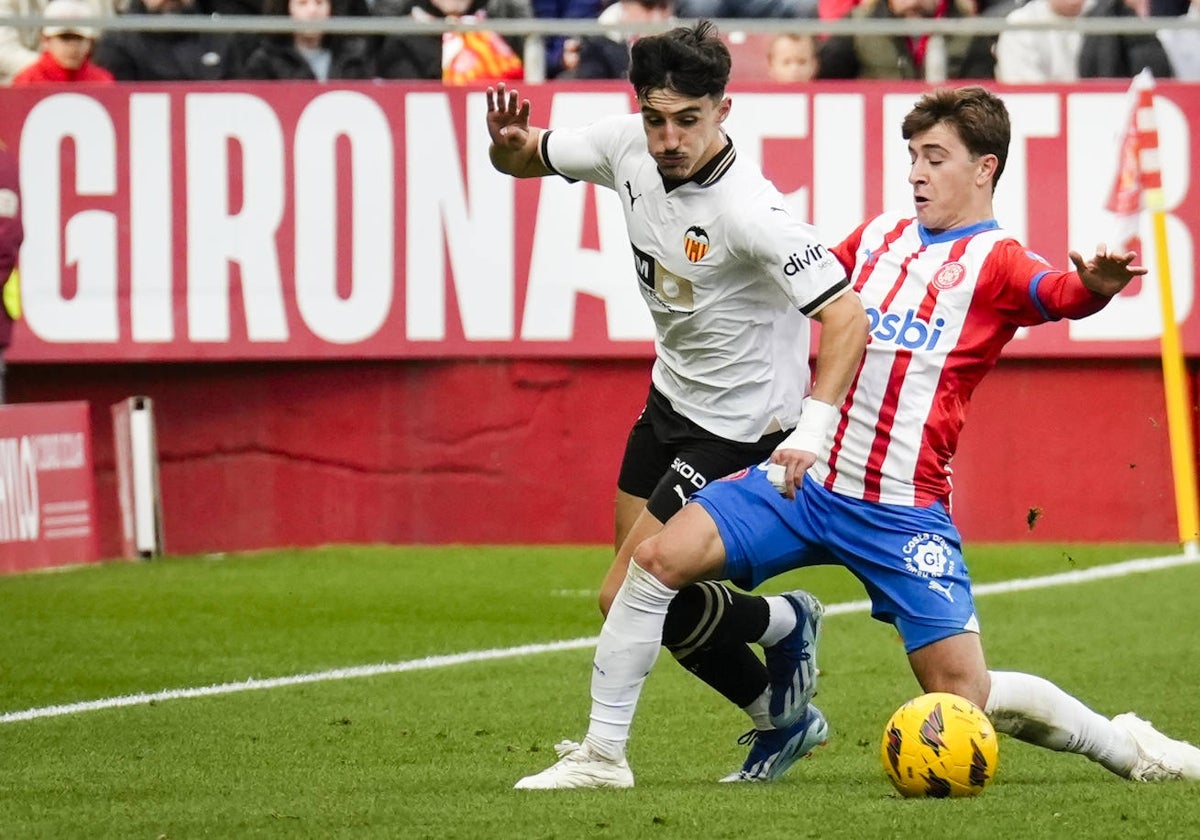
[0,542,1197,839]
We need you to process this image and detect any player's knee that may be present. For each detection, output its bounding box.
[630,533,682,588]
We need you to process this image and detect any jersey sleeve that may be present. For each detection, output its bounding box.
[982,239,1110,326]
[737,201,850,317]
[831,220,870,277]
[540,113,634,190]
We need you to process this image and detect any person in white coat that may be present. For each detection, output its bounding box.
[1157,0,1200,79]
[995,0,1091,83]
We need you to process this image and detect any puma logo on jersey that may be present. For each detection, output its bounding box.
[624,180,642,208]
[866,307,947,351]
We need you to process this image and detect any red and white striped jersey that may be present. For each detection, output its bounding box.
[811,212,1110,509]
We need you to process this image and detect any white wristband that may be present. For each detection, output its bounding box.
[775,397,841,461]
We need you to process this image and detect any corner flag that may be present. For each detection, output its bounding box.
[1106,70,1199,555]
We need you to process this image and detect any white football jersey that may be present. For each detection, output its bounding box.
[541,114,850,442]
[814,212,1108,508]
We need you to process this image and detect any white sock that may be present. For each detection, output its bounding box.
[758,595,798,647]
[583,559,676,761]
[985,670,1138,777]
[743,689,774,731]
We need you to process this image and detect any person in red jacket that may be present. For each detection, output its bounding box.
[11,0,115,84]
[0,138,21,404]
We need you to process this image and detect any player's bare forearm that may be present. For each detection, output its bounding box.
[486,83,553,179]
[488,132,549,178]
[810,290,869,408]
[766,291,867,499]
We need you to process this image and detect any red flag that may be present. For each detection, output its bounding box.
[1103,70,1161,257]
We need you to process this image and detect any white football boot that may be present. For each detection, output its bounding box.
[1112,713,1200,781]
[514,739,634,790]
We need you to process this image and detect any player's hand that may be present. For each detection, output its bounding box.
[1070,244,1147,298]
[765,448,817,500]
[486,83,532,151]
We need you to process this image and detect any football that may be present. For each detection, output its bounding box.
[880,692,999,798]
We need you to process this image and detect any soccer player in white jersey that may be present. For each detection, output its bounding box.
[488,22,869,789]
[523,84,1200,789]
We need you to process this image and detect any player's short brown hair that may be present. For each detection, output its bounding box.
[902,86,1011,188]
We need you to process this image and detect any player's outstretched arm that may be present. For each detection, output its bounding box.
[486,83,553,179]
[1069,244,1147,298]
[768,290,869,497]
[808,290,869,411]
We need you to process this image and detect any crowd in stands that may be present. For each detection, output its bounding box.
[1,0,1198,85]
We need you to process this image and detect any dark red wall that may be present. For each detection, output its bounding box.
[11,358,1193,559]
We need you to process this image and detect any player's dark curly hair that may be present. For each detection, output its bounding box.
[902,86,1011,188]
[629,20,731,102]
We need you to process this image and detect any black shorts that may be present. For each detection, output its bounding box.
[617,386,790,523]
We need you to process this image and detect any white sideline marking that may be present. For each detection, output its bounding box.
[2,552,1196,725]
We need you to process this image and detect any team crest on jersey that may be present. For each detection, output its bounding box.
[901,532,956,579]
[684,225,710,263]
[931,262,966,290]
[721,467,751,482]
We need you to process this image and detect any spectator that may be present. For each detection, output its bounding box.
[995,0,1090,83]
[765,32,818,82]
[1079,0,1174,77]
[1157,0,1198,79]
[676,0,817,21]
[0,138,19,404]
[0,0,114,84]
[818,0,995,80]
[373,0,531,81]
[93,0,243,79]
[557,0,672,80]
[241,0,373,79]
[531,0,602,79]
[818,0,857,19]
[11,0,114,83]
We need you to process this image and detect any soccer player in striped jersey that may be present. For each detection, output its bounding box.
[677,86,1199,784]
[513,84,1200,789]
[489,22,869,789]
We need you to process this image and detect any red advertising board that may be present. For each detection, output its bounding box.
[0,402,99,573]
[0,81,1197,362]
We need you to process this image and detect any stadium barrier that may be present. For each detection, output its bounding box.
[0,77,1196,559]
[0,401,98,572]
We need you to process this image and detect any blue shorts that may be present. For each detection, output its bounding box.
[693,465,979,653]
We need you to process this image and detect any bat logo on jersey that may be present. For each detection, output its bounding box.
[784,242,834,276]
[866,307,947,351]
[931,261,965,290]
[901,533,956,579]
[684,225,710,263]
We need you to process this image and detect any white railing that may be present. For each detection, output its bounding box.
[2,12,1198,82]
